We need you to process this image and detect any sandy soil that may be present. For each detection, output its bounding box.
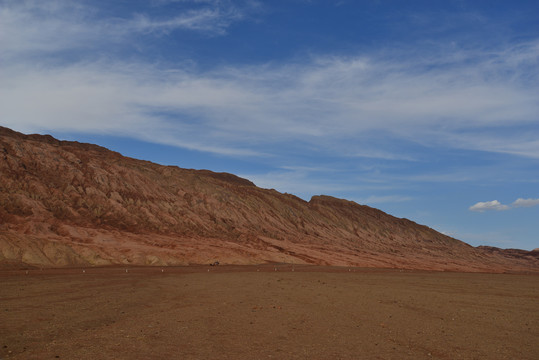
[1,265,538,359]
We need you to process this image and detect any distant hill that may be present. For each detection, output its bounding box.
[1,126,537,272]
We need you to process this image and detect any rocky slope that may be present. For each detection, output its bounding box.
[1,126,537,272]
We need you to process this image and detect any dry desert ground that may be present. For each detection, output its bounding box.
[1,265,538,359]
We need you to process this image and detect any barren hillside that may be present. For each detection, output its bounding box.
[1,126,537,272]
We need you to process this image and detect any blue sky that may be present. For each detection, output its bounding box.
[1,0,538,250]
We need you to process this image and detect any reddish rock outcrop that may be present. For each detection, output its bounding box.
[1,126,537,272]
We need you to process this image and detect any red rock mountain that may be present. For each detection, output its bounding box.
[1,126,537,272]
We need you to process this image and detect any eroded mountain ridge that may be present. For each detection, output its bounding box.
[1,126,537,272]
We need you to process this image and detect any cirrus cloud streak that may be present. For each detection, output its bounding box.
[1,1,539,161]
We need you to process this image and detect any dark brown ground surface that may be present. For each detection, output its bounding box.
[1,265,538,359]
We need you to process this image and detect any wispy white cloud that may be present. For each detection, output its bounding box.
[512,198,539,208]
[469,200,510,212]
[0,0,95,58]
[121,7,243,35]
[0,0,248,60]
[279,165,338,173]
[470,197,539,212]
[437,131,539,159]
[351,149,418,161]
[404,172,473,183]
[3,41,539,158]
[1,0,538,162]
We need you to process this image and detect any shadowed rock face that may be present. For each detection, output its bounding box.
[1,126,537,272]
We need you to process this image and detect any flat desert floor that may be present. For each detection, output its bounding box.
[1,265,538,359]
